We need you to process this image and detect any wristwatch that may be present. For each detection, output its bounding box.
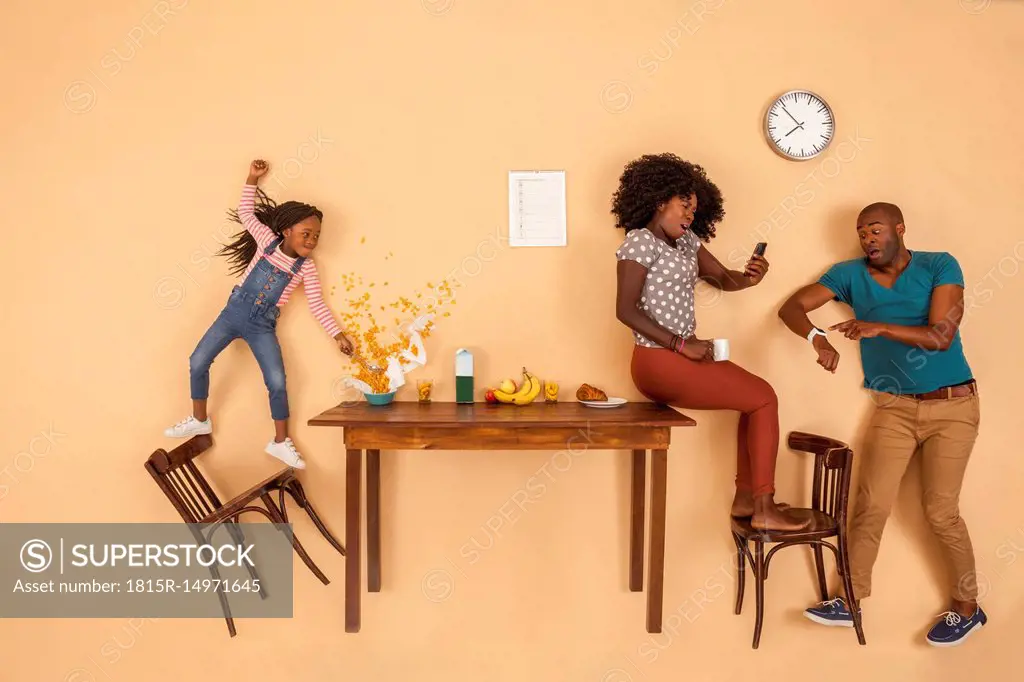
[807,327,827,343]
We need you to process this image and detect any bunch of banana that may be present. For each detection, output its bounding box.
[490,367,541,405]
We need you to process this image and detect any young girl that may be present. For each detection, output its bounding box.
[164,159,354,470]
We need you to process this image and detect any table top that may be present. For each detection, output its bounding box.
[308,400,696,428]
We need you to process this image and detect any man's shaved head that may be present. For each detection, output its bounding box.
[858,202,904,227]
[855,202,907,266]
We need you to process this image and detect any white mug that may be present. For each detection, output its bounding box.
[713,338,730,362]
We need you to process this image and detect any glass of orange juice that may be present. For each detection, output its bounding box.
[417,379,433,403]
[543,379,559,403]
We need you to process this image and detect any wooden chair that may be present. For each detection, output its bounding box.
[144,433,345,637]
[730,430,866,649]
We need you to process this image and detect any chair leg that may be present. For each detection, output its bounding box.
[191,525,236,637]
[838,531,866,645]
[732,532,746,615]
[261,493,331,586]
[284,478,346,556]
[225,516,268,600]
[813,542,829,602]
[211,562,237,637]
[753,539,766,649]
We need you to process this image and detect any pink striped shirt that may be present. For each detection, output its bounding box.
[237,184,343,338]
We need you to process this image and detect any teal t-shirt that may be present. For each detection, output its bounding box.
[818,251,973,395]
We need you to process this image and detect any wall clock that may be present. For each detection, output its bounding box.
[764,90,835,161]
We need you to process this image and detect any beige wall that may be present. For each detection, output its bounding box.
[2,0,1023,679]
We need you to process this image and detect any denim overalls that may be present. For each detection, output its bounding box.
[189,238,306,420]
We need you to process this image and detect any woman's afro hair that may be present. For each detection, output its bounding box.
[610,153,724,242]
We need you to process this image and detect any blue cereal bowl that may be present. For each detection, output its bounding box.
[364,391,397,406]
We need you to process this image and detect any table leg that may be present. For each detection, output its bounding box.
[646,448,667,633]
[345,448,362,633]
[629,449,646,592]
[367,449,381,593]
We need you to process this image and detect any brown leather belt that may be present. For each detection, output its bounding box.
[908,380,978,401]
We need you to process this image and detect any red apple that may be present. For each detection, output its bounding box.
[485,389,497,404]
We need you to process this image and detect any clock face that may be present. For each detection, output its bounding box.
[765,90,835,160]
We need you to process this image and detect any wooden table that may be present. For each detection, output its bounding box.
[308,400,695,633]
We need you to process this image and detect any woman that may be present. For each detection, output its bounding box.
[612,153,807,531]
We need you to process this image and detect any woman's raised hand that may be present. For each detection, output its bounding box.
[743,254,769,285]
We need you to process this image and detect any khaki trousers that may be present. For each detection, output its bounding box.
[848,391,981,602]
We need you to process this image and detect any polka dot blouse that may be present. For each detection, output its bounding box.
[615,228,701,348]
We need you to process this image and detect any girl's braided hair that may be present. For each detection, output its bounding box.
[218,187,324,276]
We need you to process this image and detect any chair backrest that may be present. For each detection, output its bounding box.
[144,434,224,523]
[787,431,854,524]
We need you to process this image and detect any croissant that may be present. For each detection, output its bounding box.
[576,383,608,401]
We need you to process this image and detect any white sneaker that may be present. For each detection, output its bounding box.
[265,438,306,470]
[164,416,213,438]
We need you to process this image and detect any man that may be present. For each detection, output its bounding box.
[778,202,985,647]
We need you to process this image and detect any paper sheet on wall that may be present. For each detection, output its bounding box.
[508,171,567,247]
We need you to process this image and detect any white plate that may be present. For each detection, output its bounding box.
[579,397,628,408]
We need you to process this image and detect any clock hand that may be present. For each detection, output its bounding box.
[781,104,803,127]
[784,124,801,138]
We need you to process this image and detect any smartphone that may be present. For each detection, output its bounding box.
[753,242,767,257]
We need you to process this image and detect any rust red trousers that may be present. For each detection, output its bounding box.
[630,345,780,496]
